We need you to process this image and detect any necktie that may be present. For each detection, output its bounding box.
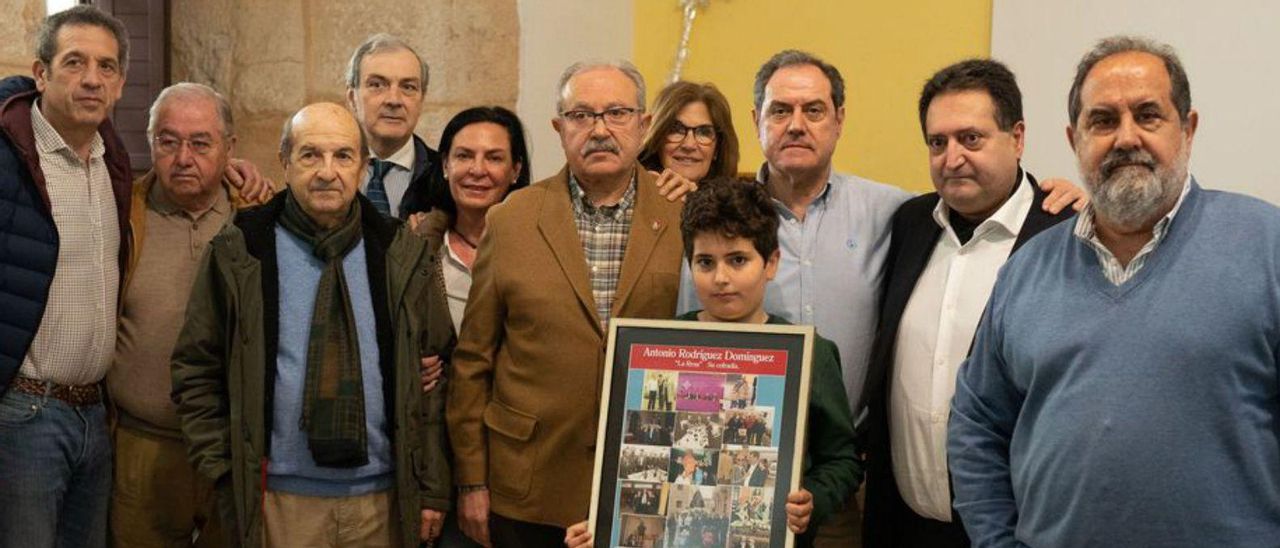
[366,159,393,216]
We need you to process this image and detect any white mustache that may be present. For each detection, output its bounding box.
[583,139,619,156]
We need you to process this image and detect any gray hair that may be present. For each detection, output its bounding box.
[555,60,647,114]
[36,4,130,73]
[1068,35,1191,127]
[345,33,429,90]
[753,49,845,111]
[147,83,234,140]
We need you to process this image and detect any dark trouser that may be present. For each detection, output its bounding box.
[863,463,970,548]
[111,422,223,548]
[893,510,969,548]
[438,509,483,547]
[0,389,111,548]
[813,488,863,548]
[488,513,566,548]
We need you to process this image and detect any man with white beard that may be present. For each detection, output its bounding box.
[947,35,1280,547]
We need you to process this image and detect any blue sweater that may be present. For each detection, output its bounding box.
[268,226,393,497]
[948,182,1280,547]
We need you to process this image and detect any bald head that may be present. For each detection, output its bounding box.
[279,102,368,164]
[280,102,369,228]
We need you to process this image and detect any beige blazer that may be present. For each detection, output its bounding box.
[447,165,684,527]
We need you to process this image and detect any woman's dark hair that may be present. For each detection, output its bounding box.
[639,81,740,180]
[427,105,531,217]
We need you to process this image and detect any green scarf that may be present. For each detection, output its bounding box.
[279,190,368,468]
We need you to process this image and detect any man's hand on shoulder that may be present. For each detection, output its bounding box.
[225,158,275,205]
[651,169,698,202]
[1038,177,1088,214]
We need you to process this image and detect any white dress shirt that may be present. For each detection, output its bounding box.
[363,138,415,216]
[889,175,1034,521]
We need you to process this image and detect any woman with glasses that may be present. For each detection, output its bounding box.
[639,81,741,184]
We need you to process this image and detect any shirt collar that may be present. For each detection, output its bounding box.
[756,162,835,219]
[148,174,231,220]
[376,137,416,171]
[568,171,637,219]
[1073,173,1192,243]
[31,98,105,159]
[932,169,1032,241]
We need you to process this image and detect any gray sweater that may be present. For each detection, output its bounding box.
[949,182,1280,547]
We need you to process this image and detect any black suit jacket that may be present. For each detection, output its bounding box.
[394,134,442,220]
[861,172,1074,547]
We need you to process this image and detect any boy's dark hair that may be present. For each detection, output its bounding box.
[918,58,1023,140]
[680,177,779,262]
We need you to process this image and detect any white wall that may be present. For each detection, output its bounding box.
[992,0,1280,204]
[518,0,634,181]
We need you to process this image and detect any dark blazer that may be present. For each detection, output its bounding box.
[393,134,442,220]
[861,172,1074,548]
[747,464,768,487]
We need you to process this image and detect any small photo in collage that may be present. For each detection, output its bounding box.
[715,445,778,488]
[618,513,664,548]
[728,531,771,548]
[663,484,732,548]
[620,444,672,483]
[618,480,665,516]
[722,374,759,410]
[625,410,675,446]
[676,372,726,413]
[641,370,677,412]
[673,411,722,451]
[723,406,774,447]
[730,486,774,538]
[668,448,718,486]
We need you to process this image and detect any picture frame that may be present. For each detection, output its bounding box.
[588,318,815,548]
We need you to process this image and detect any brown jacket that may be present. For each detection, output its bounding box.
[447,166,684,527]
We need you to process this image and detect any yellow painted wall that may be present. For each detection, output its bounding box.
[634,0,991,193]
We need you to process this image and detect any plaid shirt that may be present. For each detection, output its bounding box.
[568,173,637,329]
[1073,176,1191,285]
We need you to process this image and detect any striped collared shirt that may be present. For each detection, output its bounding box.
[568,173,636,329]
[1073,176,1191,285]
[18,100,121,386]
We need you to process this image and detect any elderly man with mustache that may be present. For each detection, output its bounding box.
[948,36,1280,547]
[447,60,686,547]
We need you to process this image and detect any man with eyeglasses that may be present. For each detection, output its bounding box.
[448,60,687,547]
[102,82,247,548]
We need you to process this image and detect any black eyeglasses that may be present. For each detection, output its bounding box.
[665,122,716,145]
[560,107,641,128]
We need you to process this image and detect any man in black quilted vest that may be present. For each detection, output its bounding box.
[0,6,132,548]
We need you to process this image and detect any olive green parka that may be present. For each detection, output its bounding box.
[171,193,453,547]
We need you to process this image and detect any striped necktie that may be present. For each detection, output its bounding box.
[366,158,393,216]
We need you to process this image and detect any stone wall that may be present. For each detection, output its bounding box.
[0,0,520,182]
[172,0,520,182]
[0,0,45,78]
